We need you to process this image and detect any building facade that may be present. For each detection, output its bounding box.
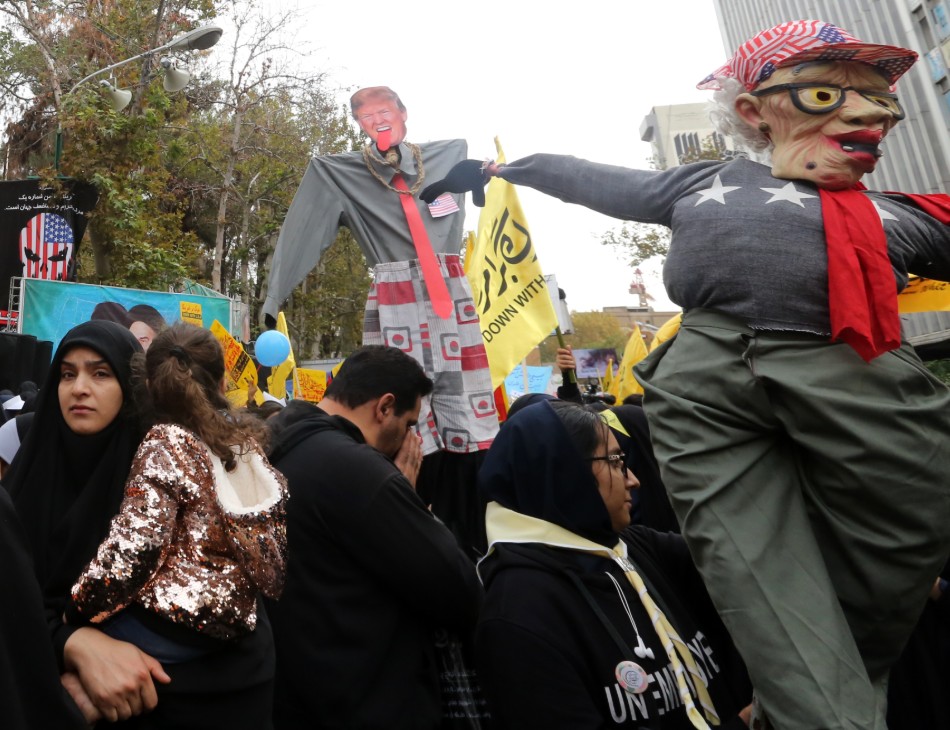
[712,0,950,194]
[639,103,740,170]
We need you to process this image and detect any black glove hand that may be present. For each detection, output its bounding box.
[420,159,488,207]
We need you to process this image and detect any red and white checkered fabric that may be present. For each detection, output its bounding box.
[364,254,498,456]
[698,20,917,91]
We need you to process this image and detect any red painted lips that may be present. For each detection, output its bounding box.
[832,129,885,161]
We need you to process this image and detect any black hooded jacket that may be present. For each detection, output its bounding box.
[0,488,86,729]
[266,407,482,729]
[477,528,750,729]
[475,401,749,729]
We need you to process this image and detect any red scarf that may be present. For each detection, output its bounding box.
[820,190,950,362]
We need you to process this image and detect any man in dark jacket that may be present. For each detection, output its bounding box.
[266,345,482,729]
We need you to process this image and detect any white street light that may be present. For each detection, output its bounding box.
[67,25,223,95]
[55,24,223,169]
[165,25,223,52]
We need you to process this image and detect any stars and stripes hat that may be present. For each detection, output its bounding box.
[698,20,918,91]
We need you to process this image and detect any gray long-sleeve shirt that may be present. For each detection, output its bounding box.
[263,140,467,318]
[500,155,950,334]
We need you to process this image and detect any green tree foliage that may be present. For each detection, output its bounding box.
[0,0,370,359]
[1,0,217,288]
[925,359,950,384]
[283,231,371,360]
[600,223,671,268]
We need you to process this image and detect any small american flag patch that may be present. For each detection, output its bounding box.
[427,193,459,218]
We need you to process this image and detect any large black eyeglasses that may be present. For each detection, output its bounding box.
[587,453,628,478]
[750,83,905,120]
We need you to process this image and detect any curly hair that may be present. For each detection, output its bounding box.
[140,323,267,470]
[708,76,773,158]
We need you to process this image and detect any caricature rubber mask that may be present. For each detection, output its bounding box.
[737,61,903,190]
[697,21,917,191]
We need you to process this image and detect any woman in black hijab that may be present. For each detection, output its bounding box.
[2,320,170,724]
[475,400,750,729]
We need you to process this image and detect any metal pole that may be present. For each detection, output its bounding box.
[555,326,576,384]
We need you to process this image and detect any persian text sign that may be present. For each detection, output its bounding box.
[297,368,328,403]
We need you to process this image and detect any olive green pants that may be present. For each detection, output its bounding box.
[635,309,950,730]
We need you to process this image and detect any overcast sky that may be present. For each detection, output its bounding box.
[269,0,732,312]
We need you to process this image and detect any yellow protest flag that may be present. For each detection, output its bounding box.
[462,230,476,275]
[467,139,558,390]
[210,320,263,406]
[650,312,683,352]
[267,312,298,400]
[898,277,950,313]
[611,324,648,399]
[296,368,328,403]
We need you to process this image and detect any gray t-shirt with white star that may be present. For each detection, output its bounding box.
[500,155,950,334]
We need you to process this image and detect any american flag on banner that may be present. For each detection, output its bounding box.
[20,212,75,281]
[426,192,460,218]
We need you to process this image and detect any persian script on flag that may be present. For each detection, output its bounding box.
[210,319,262,406]
[296,368,328,403]
[898,276,950,313]
[467,138,558,390]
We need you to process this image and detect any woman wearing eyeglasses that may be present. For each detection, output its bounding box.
[475,400,750,729]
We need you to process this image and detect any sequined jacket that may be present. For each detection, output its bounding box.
[67,423,288,641]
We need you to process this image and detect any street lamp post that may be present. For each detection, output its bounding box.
[55,24,223,170]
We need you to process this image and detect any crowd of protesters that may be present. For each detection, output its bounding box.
[1,323,946,730]
[0,319,755,729]
[5,16,950,730]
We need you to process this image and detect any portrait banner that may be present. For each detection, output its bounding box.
[0,180,98,309]
[467,139,557,389]
[19,278,232,354]
[573,348,619,380]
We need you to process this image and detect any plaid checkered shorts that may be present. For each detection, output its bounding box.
[364,254,498,455]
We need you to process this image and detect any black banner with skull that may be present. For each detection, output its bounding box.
[0,179,98,312]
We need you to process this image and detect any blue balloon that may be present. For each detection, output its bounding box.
[255,330,291,367]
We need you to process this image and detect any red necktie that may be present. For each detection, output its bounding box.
[391,172,453,319]
[820,188,901,361]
